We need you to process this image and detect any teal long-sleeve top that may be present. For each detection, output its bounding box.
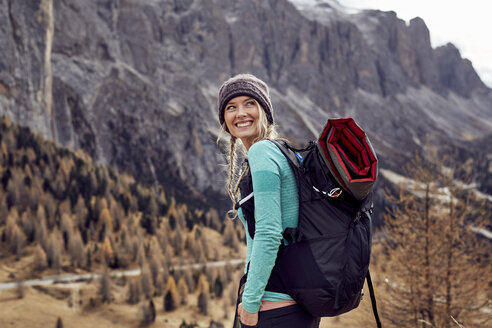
[237,140,299,313]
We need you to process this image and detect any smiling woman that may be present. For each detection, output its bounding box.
[217,74,279,217]
[216,74,320,328]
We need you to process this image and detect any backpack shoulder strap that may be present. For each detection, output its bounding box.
[269,139,303,168]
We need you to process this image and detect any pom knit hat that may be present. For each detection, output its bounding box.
[218,74,274,131]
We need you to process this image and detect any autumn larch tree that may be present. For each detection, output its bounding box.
[163,276,180,311]
[380,155,491,328]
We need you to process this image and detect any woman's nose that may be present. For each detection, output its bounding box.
[236,105,247,116]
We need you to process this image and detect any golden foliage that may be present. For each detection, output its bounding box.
[101,236,114,265]
[34,245,48,271]
[378,154,491,328]
[98,208,113,234]
[163,276,180,311]
[196,273,210,295]
[0,115,239,313]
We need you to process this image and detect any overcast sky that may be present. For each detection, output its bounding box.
[338,0,492,87]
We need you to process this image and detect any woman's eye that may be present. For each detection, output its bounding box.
[246,101,255,106]
[226,105,235,111]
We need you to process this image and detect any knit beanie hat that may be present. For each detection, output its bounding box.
[218,74,274,130]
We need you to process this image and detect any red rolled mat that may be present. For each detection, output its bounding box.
[317,118,378,200]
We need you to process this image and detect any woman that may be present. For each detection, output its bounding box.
[217,74,320,328]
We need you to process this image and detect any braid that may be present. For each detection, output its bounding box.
[227,137,237,205]
[266,123,278,139]
[226,136,251,220]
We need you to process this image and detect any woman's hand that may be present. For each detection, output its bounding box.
[238,303,258,326]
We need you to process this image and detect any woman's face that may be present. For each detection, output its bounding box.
[224,96,260,150]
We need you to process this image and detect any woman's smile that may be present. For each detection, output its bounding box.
[235,120,254,128]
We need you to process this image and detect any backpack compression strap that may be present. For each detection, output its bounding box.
[366,270,382,328]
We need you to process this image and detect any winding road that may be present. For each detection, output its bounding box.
[0,259,246,291]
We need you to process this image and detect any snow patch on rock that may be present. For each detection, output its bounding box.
[288,0,361,26]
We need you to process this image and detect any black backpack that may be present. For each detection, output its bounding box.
[236,138,381,327]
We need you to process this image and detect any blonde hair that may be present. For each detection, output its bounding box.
[217,100,278,218]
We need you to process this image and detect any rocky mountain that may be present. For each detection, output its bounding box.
[0,0,491,218]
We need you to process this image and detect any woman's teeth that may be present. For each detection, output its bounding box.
[237,122,252,127]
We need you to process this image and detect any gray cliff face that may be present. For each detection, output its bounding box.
[0,0,491,212]
[0,0,54,138]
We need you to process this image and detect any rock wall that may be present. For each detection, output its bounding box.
[0,0,490,211]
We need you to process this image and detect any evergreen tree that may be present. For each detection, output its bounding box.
[6,167,24,209]
[46,229,62,271]
[172,228,184,256]
[109,197,124,232]
[149,250,163,295]
[11,224,26,260]
[69,230,85,268]
[34,245,48,271]
[35,206,48,247]
[99,270,112,303]
[200,236,209,261]
[198,290,210,315]
[74,195,88,232]
[86,248,92,270]
[184,268,195,293]
[163,244,173,269]
[19,209,35,242]
[135,242,146,268]
[228,284,237,307]
[44,193,57,229]
[127,278,141,305]
[213,273,224,298]
[141,264,154,300]
[157,228,169,254]
[153,273,164,297]
[60,213,73,250]
[177,277,189,305]
[205,208,221,231]
[4,210,18,244]
[223,219,239,252]
[0,192,8,226]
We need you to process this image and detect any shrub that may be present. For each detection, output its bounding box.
[179,321,198,328]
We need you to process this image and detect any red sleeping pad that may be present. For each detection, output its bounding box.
[317,118,378,200]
